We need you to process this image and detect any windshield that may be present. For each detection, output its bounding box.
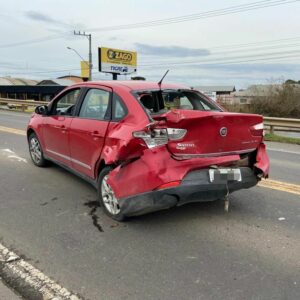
[132,89,222,115]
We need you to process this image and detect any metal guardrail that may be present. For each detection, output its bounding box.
[0,98,299,133]
[263,116,300,133]
[0,98,47,112]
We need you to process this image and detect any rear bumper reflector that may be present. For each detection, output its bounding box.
[155,181,181,190]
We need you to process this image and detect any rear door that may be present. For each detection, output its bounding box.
[68,87,112,178]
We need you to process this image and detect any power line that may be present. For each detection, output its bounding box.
[4,34,298,69]
[140,52,300,69]
[205,36,300,50]
[87,0,299,31]
[0,1,299,49]
[140,41,300,65]
[2,43,300,74]
[3,34,300,75]
[4,50,300,76]
[0,35,63,49]
[140,49,300,67]
[139,35,300,65]
[1,68,82,75]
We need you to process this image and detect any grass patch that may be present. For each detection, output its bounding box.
[264,133,300,145]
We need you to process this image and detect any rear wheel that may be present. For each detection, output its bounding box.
[28,132,47,167]
[97,166,125,221]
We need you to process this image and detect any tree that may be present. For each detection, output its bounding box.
[251,83,300,118]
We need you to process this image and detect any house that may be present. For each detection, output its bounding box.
[232,84,282,105]
[194,85,235,103]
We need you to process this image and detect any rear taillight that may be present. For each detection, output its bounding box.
[167,128,187,140]
[252,123,264,130]
[250,122,264,136]
[133,127,187,149]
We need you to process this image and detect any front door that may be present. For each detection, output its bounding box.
[43,88,81,166]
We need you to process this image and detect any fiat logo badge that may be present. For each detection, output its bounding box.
[220,127,228,137]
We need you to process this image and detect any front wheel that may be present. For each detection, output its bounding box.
[28,132,47,167]
[97,166,125,221]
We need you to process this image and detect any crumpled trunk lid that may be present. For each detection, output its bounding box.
[155,110,263,158]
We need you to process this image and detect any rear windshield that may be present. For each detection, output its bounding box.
[132,89,222,115]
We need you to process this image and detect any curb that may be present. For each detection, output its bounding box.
[0,243,83,300]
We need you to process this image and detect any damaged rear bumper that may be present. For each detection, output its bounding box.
[120,167,258,217]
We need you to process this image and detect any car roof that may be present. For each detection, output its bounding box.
[72,80,189,91]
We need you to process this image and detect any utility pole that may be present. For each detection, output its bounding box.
[74,31,92,81]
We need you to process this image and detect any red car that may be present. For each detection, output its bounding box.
[27,81,269,221]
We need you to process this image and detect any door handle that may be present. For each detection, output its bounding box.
[90,131,101,137]
[53,125,67,133]
[53,125,66,129]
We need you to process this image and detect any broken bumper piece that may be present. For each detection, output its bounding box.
[120,167,258,217]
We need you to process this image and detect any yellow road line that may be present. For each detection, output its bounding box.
[258,179,300,196]
[0,125,26,136]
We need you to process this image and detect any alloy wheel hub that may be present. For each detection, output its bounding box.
[101,175,120,215]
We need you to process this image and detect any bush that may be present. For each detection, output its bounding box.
[222,83,300,118]
[250,84,300,118]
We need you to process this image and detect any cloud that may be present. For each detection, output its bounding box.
[137,62,300,88]
[108,36,119,41]
[142,61,300,74]
[135,43,210,57]
[24,11,72,28]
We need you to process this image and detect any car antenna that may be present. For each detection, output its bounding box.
[158,70,169,90]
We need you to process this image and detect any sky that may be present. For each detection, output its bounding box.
[0,0,300,88]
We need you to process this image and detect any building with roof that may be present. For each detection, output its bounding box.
[37,78,76,86]
[0,76,38,86]
[0,75,84,101]
[57,75,84,83]
[0,76,66,101]
[194,85,236,102]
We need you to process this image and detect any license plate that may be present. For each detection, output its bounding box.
[209,168,242,183]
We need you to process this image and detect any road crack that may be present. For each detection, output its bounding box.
[84,201,104,232]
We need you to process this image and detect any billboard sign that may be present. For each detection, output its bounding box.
[80,61,89,78]
[98,47,137,75]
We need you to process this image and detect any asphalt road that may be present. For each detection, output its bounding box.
[0,279,21,299]
[0,110,299,300]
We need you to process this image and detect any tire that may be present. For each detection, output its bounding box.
[97,166,125,221]
[28,132,47,167]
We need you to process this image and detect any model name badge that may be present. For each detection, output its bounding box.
[242,140,259,144]
[176,143,195,150]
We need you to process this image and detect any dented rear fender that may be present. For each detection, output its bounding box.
[100,120,149,165]
[254,143,270,178]
[106,146,240,199]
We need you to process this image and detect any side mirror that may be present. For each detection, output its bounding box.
[35,105,48,115]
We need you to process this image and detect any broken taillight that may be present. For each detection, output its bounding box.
[133,128,187,149]
[133,128,168,148]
